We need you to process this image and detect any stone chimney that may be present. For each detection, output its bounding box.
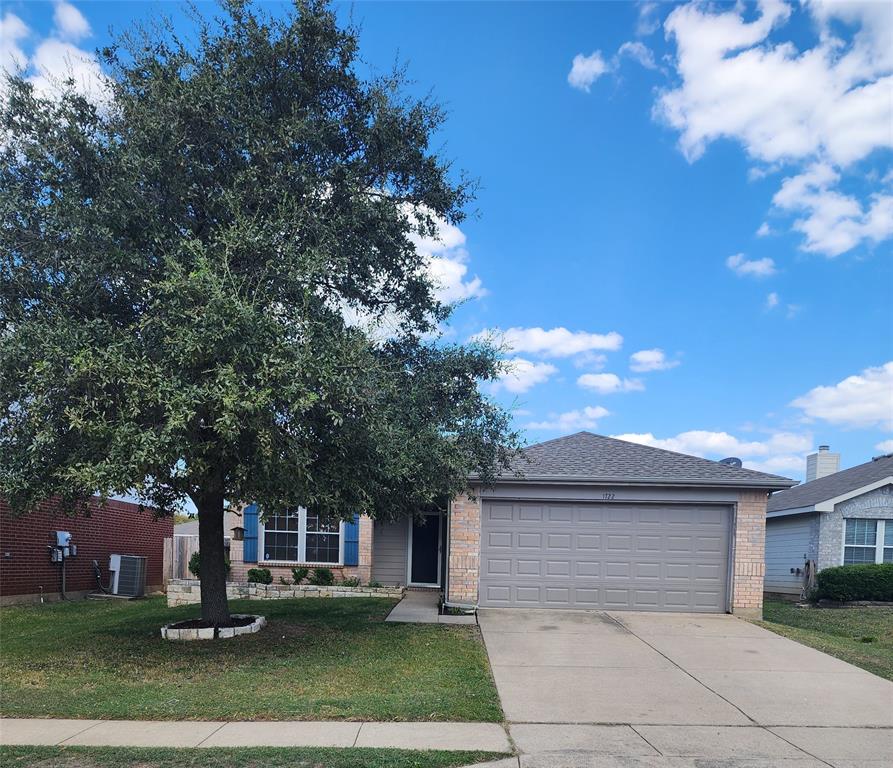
[806,445,840,482]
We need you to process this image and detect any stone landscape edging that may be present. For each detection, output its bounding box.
[167,578,405,607]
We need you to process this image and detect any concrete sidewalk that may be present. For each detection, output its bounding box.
[385,589,476,624]
[0,718,511,752]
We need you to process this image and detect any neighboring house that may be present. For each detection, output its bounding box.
[0,496,172,604]
[228,432,795,618]
[764,451,893,596]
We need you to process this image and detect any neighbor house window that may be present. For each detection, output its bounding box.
[261,508,342,564]
[843,519,892,565]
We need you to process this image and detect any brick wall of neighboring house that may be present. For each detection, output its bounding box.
[732,490,769,619]
[447,492,481,605]
[0,497,172,603]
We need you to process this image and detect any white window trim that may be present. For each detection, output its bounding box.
[258,506,345,566]
[841,518,891,565]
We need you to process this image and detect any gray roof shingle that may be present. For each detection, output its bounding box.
[767,454,893,512]
[495,431,796,489]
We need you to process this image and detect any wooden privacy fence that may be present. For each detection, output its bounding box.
[162,534,199,585]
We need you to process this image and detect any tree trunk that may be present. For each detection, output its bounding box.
[197,491,231,626]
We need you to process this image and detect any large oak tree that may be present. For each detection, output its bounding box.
[0,0,518,624]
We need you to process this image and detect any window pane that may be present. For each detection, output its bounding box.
[264,531,298,561]
[845,519,876,546]
[884,548,893,563]
[885,521,893,548]
[843,546,875,565]
[306,533,339,563]
[306,513,339,533]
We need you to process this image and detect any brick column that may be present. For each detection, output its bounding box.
[447,492,481,605]
[357,514,374,584]
[733,490,768,619]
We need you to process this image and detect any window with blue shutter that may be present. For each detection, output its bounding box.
[343,513,360,566]
[243,504,259,563]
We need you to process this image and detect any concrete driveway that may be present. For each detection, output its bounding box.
[478,609,893,767]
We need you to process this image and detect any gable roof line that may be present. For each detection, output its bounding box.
[483,431,796,489]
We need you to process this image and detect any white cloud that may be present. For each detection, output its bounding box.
[568,51,610,92]
[618,41,657,70]
[1,13,29,77]
[477,326,623,358]
[578,372,644,394]
[27,38,107,102]
[407,211,486,304]
[629,348,679,372]
[527,405,610,432]
[765,291,780,309]
[492,358,558,394]
[726,253,777,278]
[636,2,661,37]
[612,429,812,475]
[654,0,893,258]
[791,361,893,430]
[1,4,108,104]
[756,222,772,237]
[875,439,893,454]
[53,1,90,42]
[772,163,893,257]
[572,351,607,370]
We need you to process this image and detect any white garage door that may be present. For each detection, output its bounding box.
[479,501,732,612]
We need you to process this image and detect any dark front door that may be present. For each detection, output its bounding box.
[410,514,441,585]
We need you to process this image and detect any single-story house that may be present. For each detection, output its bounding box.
[765,452,893,596]
[229,432,794,617]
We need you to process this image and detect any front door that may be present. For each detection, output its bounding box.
[409,514,442,586]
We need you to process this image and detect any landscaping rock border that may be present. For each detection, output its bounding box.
[167,578,404,607]
[161,614,266,640]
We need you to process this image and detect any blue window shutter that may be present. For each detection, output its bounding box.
[243,504,259,563]
[343,513,360,566]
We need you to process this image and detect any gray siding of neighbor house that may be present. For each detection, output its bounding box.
[765,513,818,594]
[818,484,893,570]
[372,519,408,586]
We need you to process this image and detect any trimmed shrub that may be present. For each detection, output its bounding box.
[247,567,273,585]
[187,550,231,579]
[291,567,309,585]
[816,563,893,602]
[339,576,361,587]
[308,567,335,586]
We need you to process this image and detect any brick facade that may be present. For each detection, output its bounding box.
[447,492,481,605]
[0,497,172,604]
[357,514,374,583]
[817,485,893,570]
[732,490,769,619]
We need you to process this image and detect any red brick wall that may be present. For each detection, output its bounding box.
[0,497,173,599]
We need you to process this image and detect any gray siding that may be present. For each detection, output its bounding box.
[765,513,817,594]
[372,519,408,586]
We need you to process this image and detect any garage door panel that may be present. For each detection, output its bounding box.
[479,502,730,612]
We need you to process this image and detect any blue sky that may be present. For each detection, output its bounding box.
[2,0,891,480]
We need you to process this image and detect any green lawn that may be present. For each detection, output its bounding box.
[0,597,502,722]
[758,600,893,681]
[0,746,504,768]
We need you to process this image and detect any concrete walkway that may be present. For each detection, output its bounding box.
[385,589,476,624]
[479,609,893,767]
[0,718,511,752]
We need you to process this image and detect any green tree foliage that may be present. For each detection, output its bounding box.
[0,0,519,624]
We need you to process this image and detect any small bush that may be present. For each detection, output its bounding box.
[816,563,893,602]
[308,567,335,586]
[247,567,273,585]
[278,576,292,586]
[187,551,230,579]
[291,567,309,585]
[339,576,361,587]
[367,580,382,588]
